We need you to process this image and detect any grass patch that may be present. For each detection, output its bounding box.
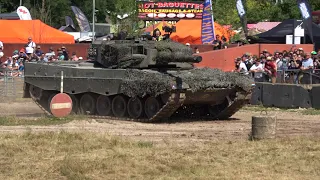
[243,105,320,115]
[301,108,320,115]
[0,132,319,179]
[0,115,85,126]
[242,105,293,112]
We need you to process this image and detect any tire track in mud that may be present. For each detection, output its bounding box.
[0,102,320,141]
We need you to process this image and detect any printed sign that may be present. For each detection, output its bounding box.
[145,20,177,27]
[236,0,245,17]
[137,1,203,20]
[50,93,73,118]
[297,0,313,43]
[16,6,32,20]
[201,0,215,44]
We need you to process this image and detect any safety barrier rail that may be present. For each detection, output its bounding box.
[0,69,24,99]
[249,69,320,85]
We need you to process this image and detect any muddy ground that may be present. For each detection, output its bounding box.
[0,100,319,143]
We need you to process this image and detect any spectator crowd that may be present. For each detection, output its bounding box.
[234,47,320,84]
[1,36,319,85]
[0,37,83,77]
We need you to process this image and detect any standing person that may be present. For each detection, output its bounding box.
[194,47,200,54]
[236,57,248,75]
[221,36,228,49]
[250,59,264,82]
[0,40,3,61]
[34,45,43,60]
[264,56,277,83]
[152,29,163,41]
[25,45,34,61]
[260,55,266,68]
[57,50,65,61]
[61,46,69,61]
[0,40,3,51]
[234,57,241,71]
[71,52,79,61]
[39,53,48,63]
[298,53,314,84]
[287,53,301,83]
[242,54,253,70]
[212,35,222,50]
[46,47,55,59]
[26,37,36,50]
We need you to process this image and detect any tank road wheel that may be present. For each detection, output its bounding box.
[69,94,79,114]
[127,97,144,119]
[112,95,128,117]
[80,94,96,115]
[96,95,112,116]
[29,85,43,100]
[145,96,161,119]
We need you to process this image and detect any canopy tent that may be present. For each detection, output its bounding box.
[248,19,320,50]
[0,12,19,20]
[0,20,75,44]
[170,19,233,44]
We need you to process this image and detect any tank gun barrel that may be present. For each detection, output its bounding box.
[193,55,202,63]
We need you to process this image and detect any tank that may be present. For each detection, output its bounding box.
[23,39,254,122]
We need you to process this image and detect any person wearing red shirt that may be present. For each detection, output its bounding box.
[264,56,277,83]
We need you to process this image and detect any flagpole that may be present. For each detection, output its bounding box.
[152,1,155,34]
[209,0,215,40]
[92,0,95,41]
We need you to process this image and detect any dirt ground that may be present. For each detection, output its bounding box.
[0,100,320,143]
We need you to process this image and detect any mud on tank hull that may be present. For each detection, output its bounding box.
[23,61,252,122]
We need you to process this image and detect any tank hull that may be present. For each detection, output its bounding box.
[23,61,252,122]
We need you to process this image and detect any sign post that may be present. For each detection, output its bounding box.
[60,71,63,93]
[50,93,73,118]
[49,71,73,118]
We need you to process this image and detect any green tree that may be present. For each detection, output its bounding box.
[212,0,241,28]
[1,0,320,32]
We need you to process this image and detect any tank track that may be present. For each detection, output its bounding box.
[30,90,249,122]
[172,92,250,121]
[30,91,186,123]
[214,92,250,120]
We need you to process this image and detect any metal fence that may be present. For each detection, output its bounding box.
[250,69,320,85]
[0,69,24,100]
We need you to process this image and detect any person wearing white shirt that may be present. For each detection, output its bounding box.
[26,37,36,49]
[250,60,264,82]
[25,45,35,61]
[4,55,19,67]
[0,41,3,51]
[25,46,34,54]
[236,58,248,75]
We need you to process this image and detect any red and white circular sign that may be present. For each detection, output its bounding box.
[50,93,73,118]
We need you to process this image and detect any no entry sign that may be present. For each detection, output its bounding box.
[50,93,73,118]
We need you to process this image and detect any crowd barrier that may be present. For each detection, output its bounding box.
[250,69,320,109]
[0,69,24,100]
[250,69,320,84]
[1,66,320,109]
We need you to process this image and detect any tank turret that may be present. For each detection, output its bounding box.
[88,39,202,69]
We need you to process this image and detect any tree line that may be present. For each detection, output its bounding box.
[0,0,319,29]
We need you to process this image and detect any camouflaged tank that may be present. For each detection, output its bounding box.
[23,39,254,122]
